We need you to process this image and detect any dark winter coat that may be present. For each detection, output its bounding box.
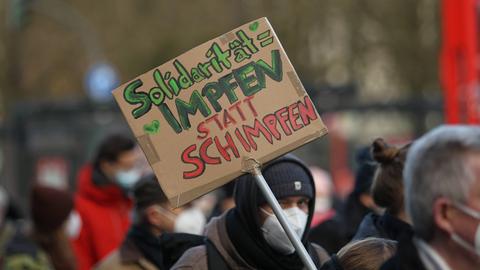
[309,194,371,254]
[96,225,205,270]
[172,155,330,270]
[380,234,427,270]
[352,213,413,242]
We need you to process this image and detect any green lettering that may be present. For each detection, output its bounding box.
[191,67,205,83]
[174,60,194,90]
[153,70,174,99]
[202,82,224,113]
[176,90,212,130]
[218,73,239,104]
[198,62,213,78]
[236,30,259,54]
[208,42,232,73]
[168,78,181,96]
[158,103,182,134]
[256,50,283,82]
[233,62,262,96]
[123,79,151,119]
[149,87,165,106]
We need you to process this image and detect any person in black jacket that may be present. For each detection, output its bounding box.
[352,138,413,242]
[381,125,480,270]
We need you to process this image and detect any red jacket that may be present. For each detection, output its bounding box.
[71,165,132,270]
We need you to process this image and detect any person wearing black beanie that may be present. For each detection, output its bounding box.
[172,154,330,270]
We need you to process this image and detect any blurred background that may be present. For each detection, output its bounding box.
[0,0,472,211]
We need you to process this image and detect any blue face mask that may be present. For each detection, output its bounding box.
[114,169,141,190]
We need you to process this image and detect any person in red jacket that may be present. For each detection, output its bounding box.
[72,134,143,270]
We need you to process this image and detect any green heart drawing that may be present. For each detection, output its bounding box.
[143,120,160,135]
[249,21,259,32]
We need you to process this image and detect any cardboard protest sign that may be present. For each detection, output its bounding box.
[113,17,328,207]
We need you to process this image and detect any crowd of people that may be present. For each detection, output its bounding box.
[0,124,478,270]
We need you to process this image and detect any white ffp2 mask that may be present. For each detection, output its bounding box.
[174,207,206,235]
[451,202,480,256]
[260,207,308,254]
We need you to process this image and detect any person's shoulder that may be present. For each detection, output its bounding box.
[94,249,122,270]
[311,243,330,264]
[352,213,383,240]
[171,245,208,270]
[3,234,52,270]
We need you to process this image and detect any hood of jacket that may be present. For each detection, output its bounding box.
[76,164,130,205]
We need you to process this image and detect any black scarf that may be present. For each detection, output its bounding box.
[127,224,164,269]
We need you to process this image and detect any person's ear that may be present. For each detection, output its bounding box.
[145,206,163,227]
[432,197,455,234]
[99,160,115,179]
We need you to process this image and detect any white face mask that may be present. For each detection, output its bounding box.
[115,169,141,189]
[174,208,206,235]
[65,211,82,239]
[156,206,206,235]
[451,202,480,256]
[260,207,308,254]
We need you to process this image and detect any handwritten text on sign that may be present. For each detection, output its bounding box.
[113,18,326,206]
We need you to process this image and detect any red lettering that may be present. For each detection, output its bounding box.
[243,95,258,117]
[242,119,273,150]
[262,114,281,140]
[234,128,251,152]
[206,113,223,131]
[288,103,303,131]
[298,96,318,125]
[199,138,221,164]
[275,107,292,135]
[229,101,246,121]
[222,109,237,128]
[214,132,239,161]
[196,121,210,140]
[181,144,205,179]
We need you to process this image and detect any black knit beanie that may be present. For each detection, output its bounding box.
[257,159,314,206]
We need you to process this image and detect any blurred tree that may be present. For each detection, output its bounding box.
[0,0,440,113]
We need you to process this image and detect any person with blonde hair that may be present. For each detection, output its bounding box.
[320,237,397,270]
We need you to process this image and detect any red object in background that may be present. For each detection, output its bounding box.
[325,114,354,199]
[441,0,479,124]
[35,157,69,189]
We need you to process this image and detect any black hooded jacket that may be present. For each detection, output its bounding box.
[171,154,329,270]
